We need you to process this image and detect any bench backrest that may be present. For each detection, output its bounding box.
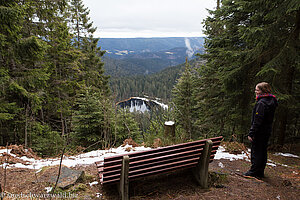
[95,136,222,184]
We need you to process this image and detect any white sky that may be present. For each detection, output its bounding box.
[82,0,217,38]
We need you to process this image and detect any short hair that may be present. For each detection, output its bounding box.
[256,82,272,93]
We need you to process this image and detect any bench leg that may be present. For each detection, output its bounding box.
[120,155,130,200]
[193,139,213,189]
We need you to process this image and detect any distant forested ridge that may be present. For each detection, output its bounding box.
[99,37,205,76]
[98,37,205,55]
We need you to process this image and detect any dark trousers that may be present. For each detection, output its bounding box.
[249,137,269,176]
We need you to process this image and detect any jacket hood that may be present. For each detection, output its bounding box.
[257,94,278,108]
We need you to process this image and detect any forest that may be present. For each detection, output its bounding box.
[0,0,299,157]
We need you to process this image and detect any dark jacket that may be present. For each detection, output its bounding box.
[249,94,278,140]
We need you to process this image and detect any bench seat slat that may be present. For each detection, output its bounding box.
[103,150,203,177]
[103,160,199,184]
[104,136,222,163]
[96,137,223,185]
[103,147,204,174]
[103,158,199,183]
[102,144,219,174]
[103,141,221,168]
[103,143,205,167]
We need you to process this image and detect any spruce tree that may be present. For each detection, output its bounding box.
[73,88,109,147]
[172,59,196,139]
[68,0,109,96]
[0,0,51,147]
[198,0,300,144]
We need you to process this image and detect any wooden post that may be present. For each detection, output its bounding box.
[164,121,175,139]
[120,155,129,200]
[193,139,213,188]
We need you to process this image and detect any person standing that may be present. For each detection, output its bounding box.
[244,82,278,178]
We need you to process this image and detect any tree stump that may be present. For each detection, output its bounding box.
[164,121,175,139]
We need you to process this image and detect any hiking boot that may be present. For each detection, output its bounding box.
[243,171,264,178]
[243,171,253,176]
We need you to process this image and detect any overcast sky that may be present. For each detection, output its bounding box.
[81,0,217,38]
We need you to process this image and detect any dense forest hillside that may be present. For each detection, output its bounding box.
[103,55,179,77]
[109,58,204,101]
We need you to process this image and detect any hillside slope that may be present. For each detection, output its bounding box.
[1,143,299,199]
[108,58,205,101]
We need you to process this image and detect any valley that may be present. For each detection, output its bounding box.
[99,37,205,76]
[98,37,206,101]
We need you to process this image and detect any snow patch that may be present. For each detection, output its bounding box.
[274,153,299,158]
[218,162,224,168]
[165,121,174,126]
[267,162,277,167]
[0,145,151,170]
[165,52,174,55]
[118,97,168,112]
[89,181,98,186]
[45,187,52,193]
[1,143,296,171]
[214,146,249,161]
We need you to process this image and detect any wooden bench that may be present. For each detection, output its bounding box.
[95,136,223,199]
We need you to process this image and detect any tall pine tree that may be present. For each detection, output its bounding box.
[172,59,196,140]
[198,0,299,144]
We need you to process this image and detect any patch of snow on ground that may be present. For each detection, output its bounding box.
[267,159,291,167]
[214,146,280,167]
[0,144,151,170]
[89,181,98,186]
[165,121,174,126]
[45,187,52,193]
[0,144,296,170]
[267,162,277,167]
[214,146,249,161]
[274,152,299,158]
[0,149,12,154]
[218,162,224,168]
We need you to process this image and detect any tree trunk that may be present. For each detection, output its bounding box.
[273,9,299,146]
[276,106,288,146]
[61,111,65,136]
[217,0,220,9]
[25,104,29,149]
[276,65,295,146]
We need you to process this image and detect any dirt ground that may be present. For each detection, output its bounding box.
[1,150,299,200]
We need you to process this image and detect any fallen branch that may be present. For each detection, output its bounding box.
[3,144,8,194]
[52,146,66,193]
[50,134,70,198]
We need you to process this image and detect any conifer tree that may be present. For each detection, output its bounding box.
[68,0,114,148]
[114,109,142,146]
[0,0,52,147]
[198,0,299,144]
[69,0,94,48]
[0,0,23,144]
[172,59,196,139]
[73,88,109,147]
[68,0,109,96]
